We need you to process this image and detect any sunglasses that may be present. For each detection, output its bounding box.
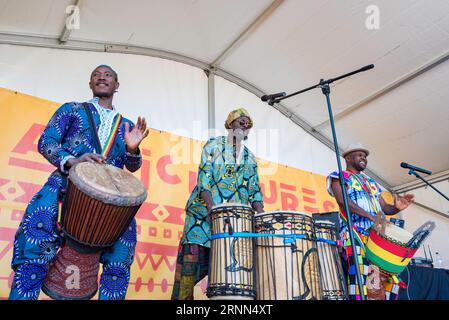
[237,118,251,127]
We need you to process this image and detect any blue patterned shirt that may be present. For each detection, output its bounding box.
[38,100,142,174]
[327,170,383,236]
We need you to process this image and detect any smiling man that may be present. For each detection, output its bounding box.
[171,108,264,300]
[326,143,414,300]
[9,65,149,300]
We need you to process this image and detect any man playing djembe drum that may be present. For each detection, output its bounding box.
[171,108,264,300]
[9,65,149,300]
[327,143,414,300]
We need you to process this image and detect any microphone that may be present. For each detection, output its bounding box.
[261,92,286,102]
[400,162,432,175]
[359,64,374,72]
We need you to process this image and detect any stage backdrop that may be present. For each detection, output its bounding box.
[0,87,394,299]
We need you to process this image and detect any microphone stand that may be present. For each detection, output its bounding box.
[407,170,449,201]
[267,64,375,300]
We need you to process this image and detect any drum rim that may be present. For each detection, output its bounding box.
[210,203,255,214]
[42,281,98,300]
[61,227,116,249]
[314,220,336,227]
[385,223,413,238]
[69,162,147,206]
[211,202,253,209]
[206,287,256,299]
[254,211,312,218]
[374,223,413,246]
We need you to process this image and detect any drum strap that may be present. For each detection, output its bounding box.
[101,113,122,158]
[337,171,381,250]
[82,103,123,158]
[83,103,102,154]
[338,208,366,250]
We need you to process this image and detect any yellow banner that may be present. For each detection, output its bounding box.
[0,87,392,300]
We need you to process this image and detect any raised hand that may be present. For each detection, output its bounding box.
[124,116,150,153]
[394,193,415,211]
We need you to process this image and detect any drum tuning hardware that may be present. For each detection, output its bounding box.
[290,242,297,250]
[223,218,234,235]
[401,249,411,263]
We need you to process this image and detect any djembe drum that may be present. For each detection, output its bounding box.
[366,223,416,276]
[313,220,347,300]
[207,203,256,300]
[365,222,417,299]
[42,162,147,300]
[365,220,435,299]
[254,211,321,300]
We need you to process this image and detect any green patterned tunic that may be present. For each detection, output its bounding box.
[181,136,263,248]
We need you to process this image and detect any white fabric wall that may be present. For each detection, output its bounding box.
[409,180,449,216]
[0,44,208,140]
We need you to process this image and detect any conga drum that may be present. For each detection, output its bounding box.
[254,211,321,300]
[313,221,347,300]
[42,162,147,300]
[207,203,256,300]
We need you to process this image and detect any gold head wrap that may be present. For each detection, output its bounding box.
[224,108,253,129]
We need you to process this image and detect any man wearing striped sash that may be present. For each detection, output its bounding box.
[327,143,414,300]
[9,65,149,300]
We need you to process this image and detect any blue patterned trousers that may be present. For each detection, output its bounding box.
[9,171,137,300]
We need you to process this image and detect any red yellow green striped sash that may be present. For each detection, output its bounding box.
[338,206,366,250]
[340,171,383,250]
[101,113,122,158]
[338,171,372,249]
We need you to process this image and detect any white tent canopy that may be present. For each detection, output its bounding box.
[0,1,448,224]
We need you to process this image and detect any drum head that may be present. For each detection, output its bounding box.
[254,210,314,235]
[69,162,147,206]
[384,223,413,245]
[314,220,336,228]
[210,203,254,215]
[254,211,312,219]
[211,203,252,209]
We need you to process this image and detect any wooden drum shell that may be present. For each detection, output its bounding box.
[254,211,321,300]
[207,203,256,300]
[61,180,140,247]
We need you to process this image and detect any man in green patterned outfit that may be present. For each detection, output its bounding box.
[171,108,264,300]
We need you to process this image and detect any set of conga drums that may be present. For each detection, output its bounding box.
[206,203,348,300]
